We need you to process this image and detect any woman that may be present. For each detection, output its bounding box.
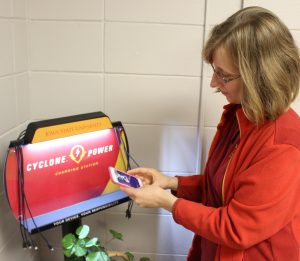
[121,6,300,261]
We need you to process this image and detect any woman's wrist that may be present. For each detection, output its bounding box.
[167,176,178,190]
[162,193,178,212]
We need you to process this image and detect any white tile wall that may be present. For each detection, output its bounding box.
[103,212,193,255]
[107,200,170,216]
[13,20,28,73]
[243,0,300,29]
[105,74,200,125]
[105,22,203,76]
[0,77,17,133]
[0,190,37,260]
[206,0,241,25]
[0,194,21,251]
[0,125,25,193]
[0,20,14,76]
[0,0,11,17]
[30,21,103,72]
[30,72,103,119]
[291,29,300,115]
[291,29,300,51]
[105,0,205,25]
[12,0,27,18]
[288,28,300,117]
[124,124,198,173]
[29,0,104,20]
[15,73,30,122]
[291,95,300,115]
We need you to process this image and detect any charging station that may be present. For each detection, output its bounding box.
[3,111,132,256]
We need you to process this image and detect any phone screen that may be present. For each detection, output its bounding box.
[115,169,141,188]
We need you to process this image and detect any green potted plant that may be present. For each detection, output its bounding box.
[62,224,150,261]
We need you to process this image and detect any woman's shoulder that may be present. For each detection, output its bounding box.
[273,108,300,149]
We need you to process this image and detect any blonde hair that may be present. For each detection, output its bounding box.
[203,6,300,125]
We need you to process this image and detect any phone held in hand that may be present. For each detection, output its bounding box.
[109,167,143,188]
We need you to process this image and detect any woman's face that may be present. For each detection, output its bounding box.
[210,47,242,104]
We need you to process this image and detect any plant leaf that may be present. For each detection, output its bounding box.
[140,258,151,261]
[88,245,102,253]
[86,251,110,261]
[77,239,86,248]
[99,251,110,261]
[86,252,100,261]
[62,233,76,249]
[109,229,123,241]
[76,225,90,239]
[125,251,135,261]
[74,241,87,257]
[63,248,74,258]
[86,237,98,248]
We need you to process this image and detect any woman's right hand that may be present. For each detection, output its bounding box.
[127,167,178,190]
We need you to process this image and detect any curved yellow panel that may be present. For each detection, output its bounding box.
[32,117,112,143]
[101,133,129,195]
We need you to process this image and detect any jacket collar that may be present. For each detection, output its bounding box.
[222,104,255,139]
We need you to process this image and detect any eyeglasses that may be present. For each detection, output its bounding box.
[211,64,240,84]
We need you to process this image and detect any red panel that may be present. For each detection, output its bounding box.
[5,129,119,218]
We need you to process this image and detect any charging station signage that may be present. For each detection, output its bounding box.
[5,128,121,219]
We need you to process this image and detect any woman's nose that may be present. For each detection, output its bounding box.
[210,73,220,88]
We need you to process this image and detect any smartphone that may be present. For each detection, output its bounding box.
[108,167,143,188]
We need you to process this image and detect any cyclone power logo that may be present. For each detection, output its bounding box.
[69,145,86,164]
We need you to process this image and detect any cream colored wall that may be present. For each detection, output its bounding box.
[0,0,34,260]
[1,0,300,260]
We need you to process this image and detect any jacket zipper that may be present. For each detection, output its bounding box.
[221,112,241,205]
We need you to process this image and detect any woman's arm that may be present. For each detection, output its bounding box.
[173,146,300,249]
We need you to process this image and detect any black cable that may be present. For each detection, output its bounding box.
[120,130,141,219]
[7,134,28,248]
[119,127,140,169]
[3,147,27,248]
[3,143,30,249]
[113,126,130,170]
[20,146,54,251]
[17,129,26,141]
[2,148,10,205]
[17,145,33,250]
[119,129,140,219]
[24,195,54,251]
[114,125,140,169]
[113,126,133,218]
[15,145,53,251]
[15,146,27,249]
[125,201,134,219]
[113,125,141,219]
[13,138,37,250]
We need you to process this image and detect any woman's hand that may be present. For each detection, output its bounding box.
[120,185,178,212]
[127,167,178,190]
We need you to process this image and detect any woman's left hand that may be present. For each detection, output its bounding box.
[120,185,178,212]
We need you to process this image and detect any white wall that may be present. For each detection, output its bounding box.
[1,0,300,260]
[0,0,34,260]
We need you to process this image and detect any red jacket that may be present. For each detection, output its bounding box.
[172,104,300,261]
